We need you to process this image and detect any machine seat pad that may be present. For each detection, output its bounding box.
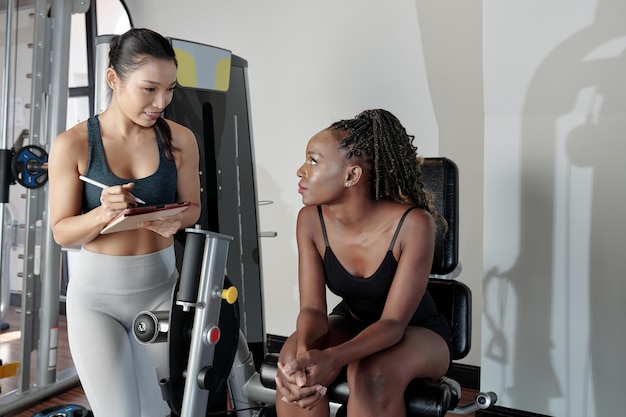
[260,353,459,417]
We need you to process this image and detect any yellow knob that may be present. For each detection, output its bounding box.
[221,286,238,304]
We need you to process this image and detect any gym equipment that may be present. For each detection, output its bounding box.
[163,38,268,368]
[132,227,244,416]
[0,1,89,414]
[0,204,16,331]
[10,144,48,189]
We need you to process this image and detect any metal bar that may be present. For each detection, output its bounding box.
[84,0,97,116]
[0,367,79,415]
[35,0,76,387]
[0,0,13,352]
[17,0,47,393]
[180,229,232,417]
[1,0,13,150]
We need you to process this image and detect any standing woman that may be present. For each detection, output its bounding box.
[275,109,452,417]
[48,28,200,417]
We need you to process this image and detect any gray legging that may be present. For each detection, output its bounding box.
[67,245,177,417]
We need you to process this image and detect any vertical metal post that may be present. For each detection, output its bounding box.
[35,0,76,387]
[180,229,232,417]
[17,0,46,393]
[0,0,14,336]
[0,0,13,149]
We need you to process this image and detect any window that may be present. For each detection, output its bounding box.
[67,0,131,125]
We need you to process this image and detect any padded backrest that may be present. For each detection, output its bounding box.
[421,158,459,276]
[421,158,470,359]
[427,279,471,359]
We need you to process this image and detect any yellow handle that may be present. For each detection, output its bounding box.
[0,361,20,378]
[221,286,238,304]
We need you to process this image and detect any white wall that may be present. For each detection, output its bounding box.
[482,0,624,416]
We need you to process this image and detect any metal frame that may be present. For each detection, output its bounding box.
[0,0,90,414]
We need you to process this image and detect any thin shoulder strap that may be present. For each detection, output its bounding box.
[86,115,105,170]
[87,115,101,143]
[388,206,418,251]
[317,206,330,248]
[153,123,165,153]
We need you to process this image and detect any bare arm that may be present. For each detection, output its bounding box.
[275,206,329,405]
[294,206,330,354]
[48,125,136,247]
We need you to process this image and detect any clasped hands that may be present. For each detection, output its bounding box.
[276,349,337,410]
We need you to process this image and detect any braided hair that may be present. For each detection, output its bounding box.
[108,28,178,159]
[330,109,437,217]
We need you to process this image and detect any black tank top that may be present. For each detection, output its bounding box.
[319,206,438,324]
[82,115,178,212]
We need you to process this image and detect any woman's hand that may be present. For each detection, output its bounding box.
[99,183,139,220]
[282,349,337,387]
[276,361,327,410]
[138,211,183,237]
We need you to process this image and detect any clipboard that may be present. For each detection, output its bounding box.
[101,201,191,234]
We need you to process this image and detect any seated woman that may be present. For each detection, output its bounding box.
[275,109,452,417]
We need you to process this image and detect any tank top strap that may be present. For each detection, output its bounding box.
[87,115,104,152]
[86,115,107,174]
[153,123,165,154]
[317,206,330,248]
[388,206,418,251]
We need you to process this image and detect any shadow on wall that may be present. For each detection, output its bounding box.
[482,1,626,415]
[414,0,485,369]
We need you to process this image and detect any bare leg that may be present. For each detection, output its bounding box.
[346,327,449,417]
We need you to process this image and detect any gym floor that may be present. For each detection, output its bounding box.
[1,305,478,417]
[0,304,90,416]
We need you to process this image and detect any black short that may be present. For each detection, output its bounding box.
[330,300,453,360]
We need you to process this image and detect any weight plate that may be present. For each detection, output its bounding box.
[12,144,48,189]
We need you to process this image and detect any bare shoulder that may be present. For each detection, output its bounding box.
[395,205,435,236]
[164,118,196,148]
[297,205,320,222]
[296,205,322,233]
[406,205,434,223]
[51,120,88,154]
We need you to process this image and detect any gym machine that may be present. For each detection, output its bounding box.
[0,1,91,415]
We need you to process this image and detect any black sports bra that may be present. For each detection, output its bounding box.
[82,115,178,212]
[318,205,438,324]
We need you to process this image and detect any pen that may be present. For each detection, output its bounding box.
[79,175,146,205]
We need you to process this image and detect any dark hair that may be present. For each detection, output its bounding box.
[109,28,178,159]
[330,109,438,217]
